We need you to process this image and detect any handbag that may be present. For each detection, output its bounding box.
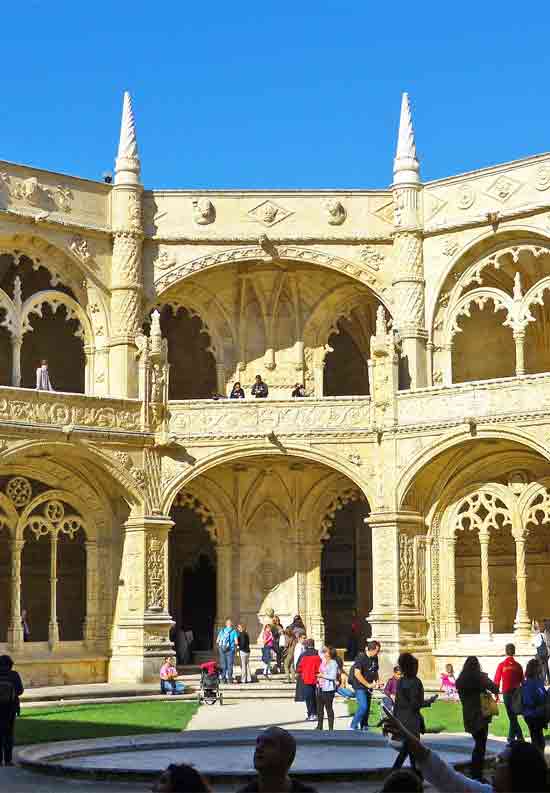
[480,691,499,718]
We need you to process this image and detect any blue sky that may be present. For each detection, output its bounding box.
[4,2,550,189]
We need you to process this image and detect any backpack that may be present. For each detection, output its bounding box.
[0,678,16,706]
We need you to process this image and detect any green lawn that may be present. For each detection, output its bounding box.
[349,697,539,739]
[16,700,198,745]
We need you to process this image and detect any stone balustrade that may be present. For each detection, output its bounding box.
[0,385,143,433]
[168,396,372,438]
[396,372,550,428]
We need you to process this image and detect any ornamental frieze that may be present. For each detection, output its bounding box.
[169,399,372,437]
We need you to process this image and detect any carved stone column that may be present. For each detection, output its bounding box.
[304,543,324,645]
[440,343,454,386]
[215,543,232,635]
[216,362,226,396]
[514,534,531,641]
[479,530,493,635]
[11,335,22,387]
[109,92,144,399]
[109,515,174,683]
[7,539,24,648]
[513,329,526,377]
[48,533,59,648]
[368,511,430,677]
[446,535,460,641]
[84,540,99,647]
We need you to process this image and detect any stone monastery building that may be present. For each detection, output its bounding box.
[0,91,550,685]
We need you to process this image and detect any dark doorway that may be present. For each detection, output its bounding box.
[169,502,217,659]
[324,322,369,396]
[321,499,371,654]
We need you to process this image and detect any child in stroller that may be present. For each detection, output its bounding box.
[199,660,223,705]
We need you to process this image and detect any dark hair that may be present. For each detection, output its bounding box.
[367,640,380,652]
[397,653,418,679]
[305,638,315,649]
[0,655,13,671]
[461,655,481,675]
[381,769,423,792]
[505,643,516,656]
[161,763,210,792]
[393,665,400,673]
[525,658,542,679]
[507,741,548,792]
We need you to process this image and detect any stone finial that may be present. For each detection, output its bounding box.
[376,305,387,336]
[393,92,420,186]
[114,91,141,186]
[150,309,162,356]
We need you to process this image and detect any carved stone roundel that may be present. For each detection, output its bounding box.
[457,184,475,210]
[45,500,65,522]
[6,476,32,508]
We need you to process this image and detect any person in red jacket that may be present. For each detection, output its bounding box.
[296,639,321,721]
[494,643,525,746]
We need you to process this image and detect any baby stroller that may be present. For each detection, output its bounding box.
[198,661,223,706]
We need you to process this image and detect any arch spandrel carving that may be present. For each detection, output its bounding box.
[154,246,389,305]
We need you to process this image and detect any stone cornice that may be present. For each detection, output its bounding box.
[0,206,112,238]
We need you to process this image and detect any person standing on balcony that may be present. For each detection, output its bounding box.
[36,359,54,391]
[251,374,268,398]
[291,383,306,397]
[230,382,245,399]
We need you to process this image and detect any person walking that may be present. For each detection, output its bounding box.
[0,655,24,767]
[456,655,499,781]
[533,621,549,685]
[391,652,436,776]
[494,643,524,746]
[261,622,274,678]
[289,615,306,638]
[296,639,321,721]
[521,658,548,754]
[283,628,297,682]
[21,609,30,643]
[349,640,381,731]
[272,615,284,673]
[216,618,239,684]
[316,647,338,731]
[237,623,252,683]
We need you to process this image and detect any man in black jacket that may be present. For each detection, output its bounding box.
[350,640,381,731]
[0,655,24,766]
[251,375,269,398]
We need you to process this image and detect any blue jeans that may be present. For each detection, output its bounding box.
[219,648,235,682]
[337,686,356,699]
[503,691,524,743]
[351,688,371,730]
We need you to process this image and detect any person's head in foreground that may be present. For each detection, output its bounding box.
[493,741,548,792]
[397,652,418,679]
[380,769,422,792]
[525,657,542,680]
[505,642,515,657]
[249,726,319,791]
[0,654,13,672]
[152,762,211,792]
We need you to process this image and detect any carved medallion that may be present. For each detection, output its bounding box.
[485,175,522,204]
[192,198,216,225]
[535,164,550,192]
[247,199,293,227]
[456,183,475,210]
[323,198,346,225]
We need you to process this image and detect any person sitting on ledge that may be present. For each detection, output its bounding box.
[236,726,318,792]
[230,381,245,399]
[251,374,268,398]
[159,656,178,695]
[153,762,211,791]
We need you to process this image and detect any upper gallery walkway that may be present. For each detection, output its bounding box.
[0,371,543,440]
